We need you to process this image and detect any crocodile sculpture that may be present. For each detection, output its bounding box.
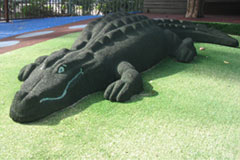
[10,12,239,123]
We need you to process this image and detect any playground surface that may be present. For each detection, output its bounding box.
[0,14,240,159]
[0,15,100,54]
[0,13,239,54]
[0,15,100,39]
[0,32,239,160]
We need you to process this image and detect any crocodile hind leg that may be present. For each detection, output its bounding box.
[175,38,197,63]
[164,29,197,63]
[104,61,143,102]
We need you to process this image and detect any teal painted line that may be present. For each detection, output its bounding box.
[40,68,84,103]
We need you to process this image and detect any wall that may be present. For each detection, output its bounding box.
[144,0,187,14]
[144,0,240,15]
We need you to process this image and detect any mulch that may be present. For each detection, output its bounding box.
[0,14,239,54]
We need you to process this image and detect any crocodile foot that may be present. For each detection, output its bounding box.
[104,61,143,102]
[175,38,197,63]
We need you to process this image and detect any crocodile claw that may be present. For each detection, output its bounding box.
[104,80,131,102]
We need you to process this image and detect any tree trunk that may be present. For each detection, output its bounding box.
[185,0,205,18]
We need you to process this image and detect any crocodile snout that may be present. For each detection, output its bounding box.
[10,91,40,123]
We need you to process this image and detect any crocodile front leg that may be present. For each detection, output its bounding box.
[104,61,143,102]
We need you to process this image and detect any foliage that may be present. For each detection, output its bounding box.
[96,0,142,15]
[1,0,143,20]
[21,1,55,17]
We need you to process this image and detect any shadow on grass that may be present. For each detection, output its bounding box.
[25,44,240,126]
[31,58,191,126]
[32,93,104,126]
[32,82,159,126]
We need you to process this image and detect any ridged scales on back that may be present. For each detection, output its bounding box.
[72,13,156,51]
[70,12,172,72]
[9,12,239,123]
[72,13,238,52]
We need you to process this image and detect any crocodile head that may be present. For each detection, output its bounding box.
[10,49,95,123]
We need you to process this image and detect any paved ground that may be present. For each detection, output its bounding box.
[0,16,100,39]
[0,14,239,54]
[0,19,95,54]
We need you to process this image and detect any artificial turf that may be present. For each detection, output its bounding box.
[0,32,240,159]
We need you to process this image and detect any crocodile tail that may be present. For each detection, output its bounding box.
[153,18,239,47]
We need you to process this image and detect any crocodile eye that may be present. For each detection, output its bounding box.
[57,65,67,74]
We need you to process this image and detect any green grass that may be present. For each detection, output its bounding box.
[1,32,240,159]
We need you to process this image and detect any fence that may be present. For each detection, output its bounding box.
[0,0,144,22]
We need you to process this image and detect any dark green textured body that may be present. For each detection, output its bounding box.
[9,12,238,123]
[72,13,168,71]
[68,13,170,94]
